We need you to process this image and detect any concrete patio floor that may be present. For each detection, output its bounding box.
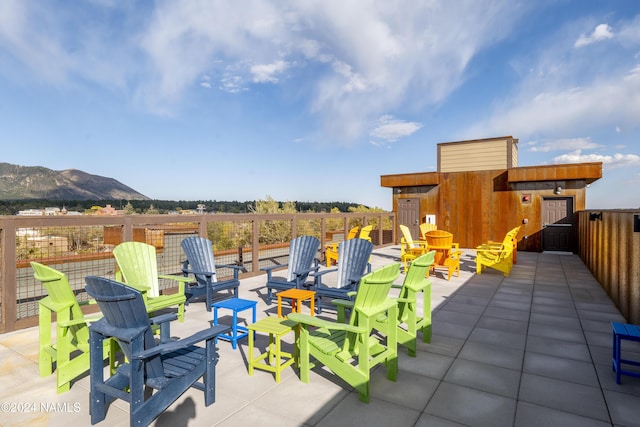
[2,246,640,427]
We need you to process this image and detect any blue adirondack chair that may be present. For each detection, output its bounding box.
[310,238,373,313]
[181,236,244,311]
[261,236,321,304]
[85,276,229,426]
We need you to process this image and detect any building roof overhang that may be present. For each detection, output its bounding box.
[507,162,602,184]
[381,162,603,188]
[380,171,439,188]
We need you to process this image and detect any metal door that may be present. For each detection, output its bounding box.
[397,198,420,240]
[541,197,573,252]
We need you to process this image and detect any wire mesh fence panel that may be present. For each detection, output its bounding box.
[16,225,114,320]
[207,220,253,275]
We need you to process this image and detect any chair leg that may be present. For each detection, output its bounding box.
[39,308,54,377]
[204,338,216,406]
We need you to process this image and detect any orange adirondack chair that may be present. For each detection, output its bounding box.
[424,230,463,281]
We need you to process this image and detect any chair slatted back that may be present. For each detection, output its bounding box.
[113,242,161,298]
[350,263,400,325]
[181,237,218,285]
[336,238,374,289]
[399,225,418,248]
[398,251,435,320]
[85,276,165,380]
[32,261,88,343]
[346,227,360,240]
[358,225,373,242]
[286,236,320,283]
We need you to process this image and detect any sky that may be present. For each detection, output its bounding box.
[1,1,640,211]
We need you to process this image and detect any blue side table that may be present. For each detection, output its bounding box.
[612,322,640,384]
[212,298,257,349]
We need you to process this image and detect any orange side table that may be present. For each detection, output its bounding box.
[277,289,316,318]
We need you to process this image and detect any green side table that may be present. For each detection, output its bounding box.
[247,317,298,383]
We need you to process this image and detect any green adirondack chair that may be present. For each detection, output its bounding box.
[113,242,191,322]
[32,262,115,394]
[288,262,401,403]
[334,251,436,357]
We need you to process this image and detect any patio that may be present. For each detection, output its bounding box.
[1,246,640,427]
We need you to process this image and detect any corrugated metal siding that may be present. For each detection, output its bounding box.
[578,210,640,323]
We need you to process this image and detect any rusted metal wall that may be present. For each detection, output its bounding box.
[578,210,640,323]
[391,170,588,251]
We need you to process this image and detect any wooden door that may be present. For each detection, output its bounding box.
[397,198,420,240]
[542,197,574,252]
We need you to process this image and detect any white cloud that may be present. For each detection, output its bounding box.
[574,24,613,48]
[527,137,604,152]
[369,115,423,143]
[0,1,532,141]
[251,60,289,83]
[466,65,640,139]
[553,149,640,169]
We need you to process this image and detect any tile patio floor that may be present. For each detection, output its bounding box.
[2,246,640,426]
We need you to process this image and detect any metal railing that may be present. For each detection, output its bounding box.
[0,212,395,333]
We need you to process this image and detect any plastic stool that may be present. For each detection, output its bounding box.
[212,298,257,349]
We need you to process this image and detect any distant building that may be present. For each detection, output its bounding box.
[17,209,44,216]
[380,136,602,253]
[97,204,124,216]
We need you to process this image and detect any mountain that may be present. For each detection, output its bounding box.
[0,163,149,200]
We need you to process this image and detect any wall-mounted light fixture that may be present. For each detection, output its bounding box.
[554,186,562,195]
[589,212,603,221]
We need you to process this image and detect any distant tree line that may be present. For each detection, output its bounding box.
[0,198,371,216]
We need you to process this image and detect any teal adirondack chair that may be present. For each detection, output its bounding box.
[113,242,191,322]
[32,262,115,393]
[334,251,436,357]
[288,262,401,403]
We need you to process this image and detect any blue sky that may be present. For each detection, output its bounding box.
[1,1,639,210]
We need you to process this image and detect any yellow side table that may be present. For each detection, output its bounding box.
[247,317,298,383]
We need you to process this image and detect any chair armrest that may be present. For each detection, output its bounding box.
[150,313,178,325]
[331,298,355,309]
[310,268,338,286]
[215,264,245,278]
[134,324,231,359]
[356,299,397,318]
[261,264,288,280]
[287,313,366,333]
[182,268,215,279]
[158,274,192,295]
[58,314,102,328]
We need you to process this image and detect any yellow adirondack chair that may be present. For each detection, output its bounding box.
[399,224,429,271]
[288,263,401,403]
[358,224,373,242]
[477,226,521,264]
[419,222,437,240]
[32,262,114,393]
[475,227,520,276]
[113,242,191,321]
[324,226,359,267]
